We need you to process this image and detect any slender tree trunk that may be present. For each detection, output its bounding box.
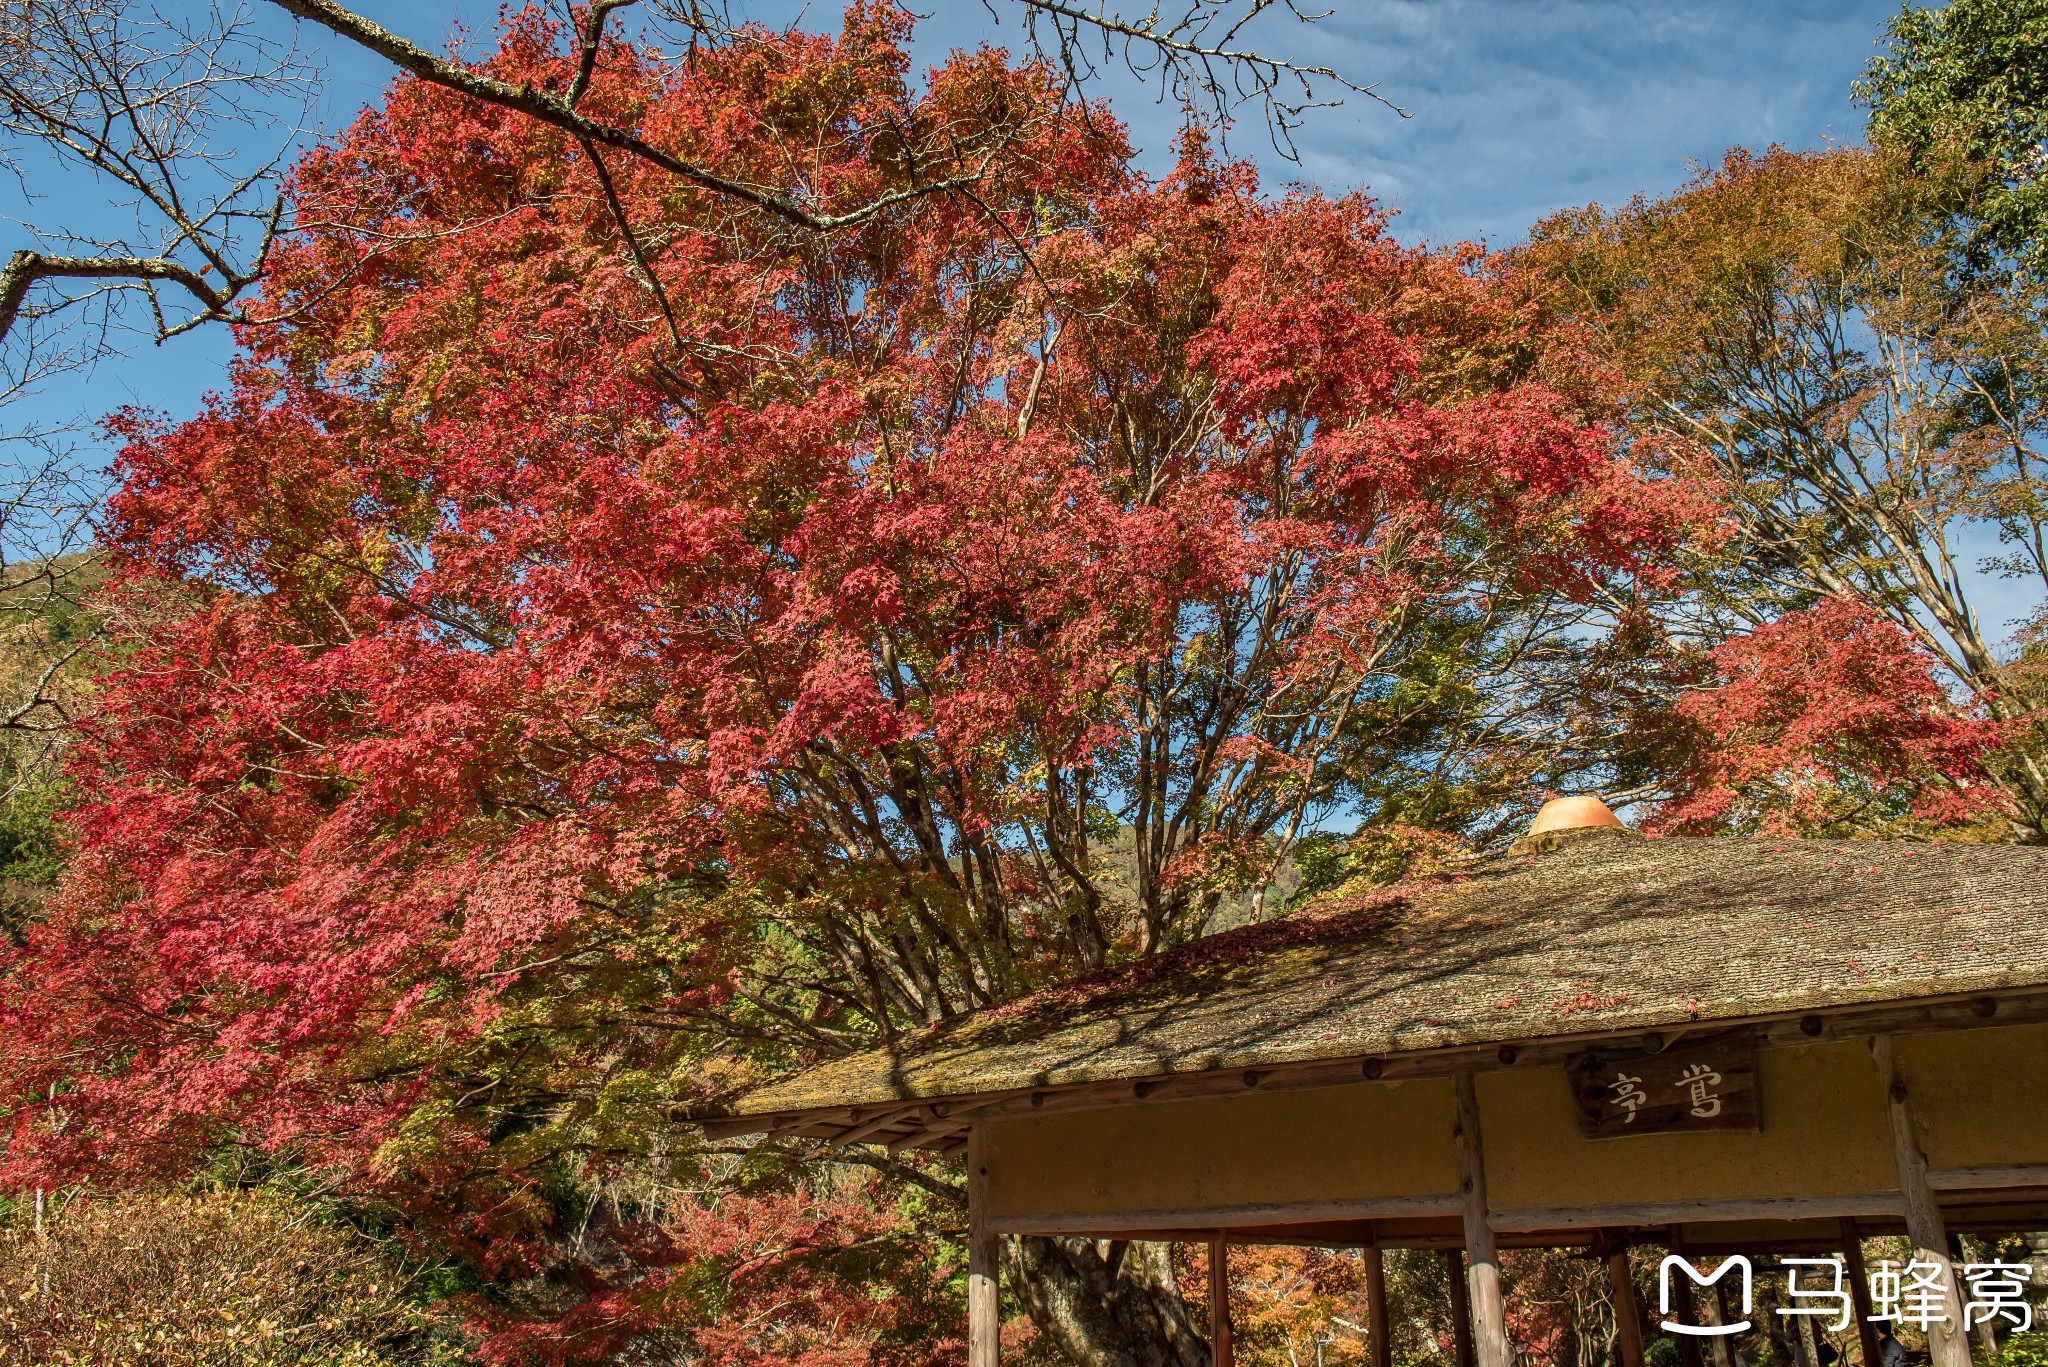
[1005,1236,1214,1367]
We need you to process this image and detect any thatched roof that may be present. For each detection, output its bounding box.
[714,829,2048,1138]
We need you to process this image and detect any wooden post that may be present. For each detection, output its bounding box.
[1974,1309,2003,1358]
[1665,1227,1705,1367]
[1871,1035,1971,1367]
[1667,1277,1707,1367]
[1608,1241,1647,1367]
[1363,1242,1393,1367]
[1952,1232,2001,1359]
[1209,1233,1234,1367]
[1454,1070,1512,1367]
[968,1125,1000,1367]
[1795,1309,1825,1367]
[1689,1261,1739,1367]
[1841,1220,1884,1367]
[1445,1248,1478,1367]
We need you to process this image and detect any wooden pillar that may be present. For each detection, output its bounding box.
[1454,1070,1512,1367]
[1209,1233,1234,1367]
[1608,1241,1647,1367]
[1841,1220,1884,1367]
[1363,1242,1393,1367]
[1445,1248,1478,1367]
[968,1125,1000,1367]
[1667,1274,1707,1367]
[1794,1308,1825,1367]
[1871,1035,1971,1367]
[1689,1261,1739,1367]
[1975,1308,2004,1358]
[1664,1228,1705,1367]
[1951,1233,2001,1359]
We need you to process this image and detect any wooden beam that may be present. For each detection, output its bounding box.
[886,1122,962,1155]
[1607,1241,1646,1367]
[1209,1233,1234,1367]
[1454,1071,1510,1367]
[699,1114,780,1139]
[1871,1035,1971,1367]
[699,1111,822,1140]
[1490,1194,1903,1232]
[834,1105,925,1146]
[1363,1242,1392,1367]
[690,1086,1042,1139]
[968,1125,999,1367]
[1444,1248,1477,1367]
[1928,1163,2048,1191]
[1840,1219,1884,1367]
[985,1193,1459,1237]
[976,1181,2048,1246]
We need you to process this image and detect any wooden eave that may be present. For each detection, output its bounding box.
[686,982,2048,1154]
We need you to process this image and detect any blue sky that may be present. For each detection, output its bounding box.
[890,0,1893,246]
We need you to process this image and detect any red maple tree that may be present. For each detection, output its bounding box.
[0,6,1709,1361]
[1654,597,2011,837]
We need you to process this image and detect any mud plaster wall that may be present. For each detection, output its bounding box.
[984,1024,2048,1221]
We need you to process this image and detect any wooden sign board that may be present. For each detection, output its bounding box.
[1567,1028,1760,1138]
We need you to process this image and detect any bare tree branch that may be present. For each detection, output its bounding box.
[1000,0,1407,156]
[0,0,310,358]
[0,245,244,342]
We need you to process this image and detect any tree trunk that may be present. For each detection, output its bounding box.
[1005,1235,1214,1367]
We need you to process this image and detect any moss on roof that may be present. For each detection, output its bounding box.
[729,829,2048,1116]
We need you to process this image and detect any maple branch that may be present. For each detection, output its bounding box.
[567,0,639,108]
[822,1146,964,1205]
[0,634,94,732]
[1019,0,1400,107]
[264,0,983,233]
[575,137,688,353]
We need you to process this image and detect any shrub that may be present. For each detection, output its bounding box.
[1992,1334,2048,1367]
[0,1189,444,1365]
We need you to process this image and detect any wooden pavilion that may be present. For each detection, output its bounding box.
[696,805,2048,1367]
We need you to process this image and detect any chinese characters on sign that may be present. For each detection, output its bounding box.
[1657,1255,2036,1337]
[1568,1029,1760,1137]
[1677,1061,1724,1118]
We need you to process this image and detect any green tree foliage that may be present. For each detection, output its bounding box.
[0,552,99,942]
[1860,0,2048,276]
